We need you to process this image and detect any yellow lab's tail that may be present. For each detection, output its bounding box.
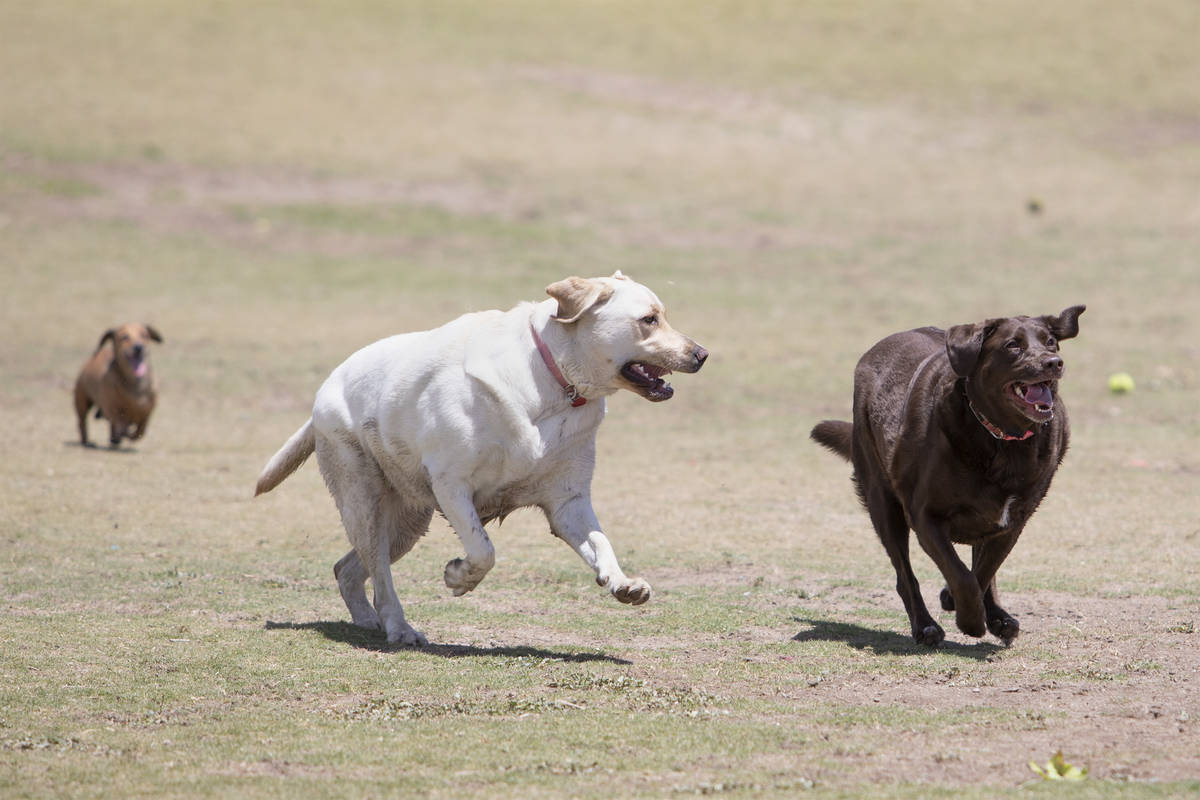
[255,419,315,496]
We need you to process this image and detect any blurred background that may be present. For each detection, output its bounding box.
[3,0,1196,577]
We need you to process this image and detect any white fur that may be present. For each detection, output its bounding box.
[256,274,704,645]
[998,496,1016,529]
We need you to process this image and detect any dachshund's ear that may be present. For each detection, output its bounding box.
[1042,305,1085,341]
[144,325,164,343]
[95,329,116,354]
[545,277,615,324]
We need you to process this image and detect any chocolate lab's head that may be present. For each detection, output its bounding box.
[946,305,1084,425]
[98,323,163,382]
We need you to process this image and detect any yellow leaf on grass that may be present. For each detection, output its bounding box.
[1029,750,1088,781]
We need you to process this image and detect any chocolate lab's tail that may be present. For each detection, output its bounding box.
[255,418,316,496]
[810,420,853,461]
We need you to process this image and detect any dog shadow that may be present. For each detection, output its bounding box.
[64,440,139,454]
[265,620,633,664]
[791,617,1004,660]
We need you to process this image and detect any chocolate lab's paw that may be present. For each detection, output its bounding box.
[955,610,988,638]
[913,622,945,647]
[948,586,987,637]
[987,612,1020,645]
[939,587,955,611]
[940,587,1008,642]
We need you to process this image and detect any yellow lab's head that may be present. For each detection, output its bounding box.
[546,272,707,402]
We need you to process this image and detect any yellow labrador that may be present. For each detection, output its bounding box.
[255,272,707,645]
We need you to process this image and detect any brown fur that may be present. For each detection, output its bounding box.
[73,323,163,447]
[812,305,1084,646]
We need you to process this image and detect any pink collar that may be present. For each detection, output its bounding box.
[530,320,586,407]
[967,397,1033,441]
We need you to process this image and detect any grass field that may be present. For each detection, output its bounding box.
[2,2,1199,797]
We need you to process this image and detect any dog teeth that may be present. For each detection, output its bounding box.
[629,363,667,382]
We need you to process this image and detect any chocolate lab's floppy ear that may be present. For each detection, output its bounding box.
[1042,305,1085,341]
[546,277,615,323]
[945,323,984,377]
[144,324,164,343]
[95,329,116,354]
[945,320,1000,377]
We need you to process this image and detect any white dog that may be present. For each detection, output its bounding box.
[255,272,707,645]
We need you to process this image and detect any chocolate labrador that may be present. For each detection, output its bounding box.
[74,323,163,447]
[811,305,1084,646]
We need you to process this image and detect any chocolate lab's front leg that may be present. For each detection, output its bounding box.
[938,531,1023,644]
[914,514,986,638]
[972,531,1022,643]
[865,486,943,645]
[546,494,650,605]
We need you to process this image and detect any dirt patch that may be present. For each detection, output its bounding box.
[404,580,1199,787]
[777,589,1197,785]
[0,150,848,257]
[0,152,532,259]
[216,759,338,779]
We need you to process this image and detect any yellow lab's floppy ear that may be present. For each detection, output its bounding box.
[546,277,615,323]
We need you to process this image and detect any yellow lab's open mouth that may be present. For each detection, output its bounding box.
[621,361,674,401]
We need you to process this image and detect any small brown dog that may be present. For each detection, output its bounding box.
[74,323,163,447]
[812,306,1084,646]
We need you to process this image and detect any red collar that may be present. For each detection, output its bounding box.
[967,396,1033,441]
[530,320,586,407]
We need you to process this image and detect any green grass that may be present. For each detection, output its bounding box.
[3,1,1200,797]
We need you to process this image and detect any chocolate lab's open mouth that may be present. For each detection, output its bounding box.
[1009,381,1054,421]
[621,361,674,401]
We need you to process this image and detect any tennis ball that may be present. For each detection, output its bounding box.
[1107,372,1135,394]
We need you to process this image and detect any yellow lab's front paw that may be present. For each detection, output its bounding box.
[443,557,489,596]
[609,577,652,606]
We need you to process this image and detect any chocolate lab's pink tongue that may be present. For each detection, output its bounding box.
[1023,382,1051,405]
[135,362,148,378]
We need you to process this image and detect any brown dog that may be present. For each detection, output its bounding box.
[812,306,1084,646]
[74,323,163,447]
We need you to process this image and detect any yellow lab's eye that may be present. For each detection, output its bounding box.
[641,315,658,326]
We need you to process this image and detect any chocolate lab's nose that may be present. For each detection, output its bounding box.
[692,345,709,370]
[132,343,145,358]
[1045,355,1063,374]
